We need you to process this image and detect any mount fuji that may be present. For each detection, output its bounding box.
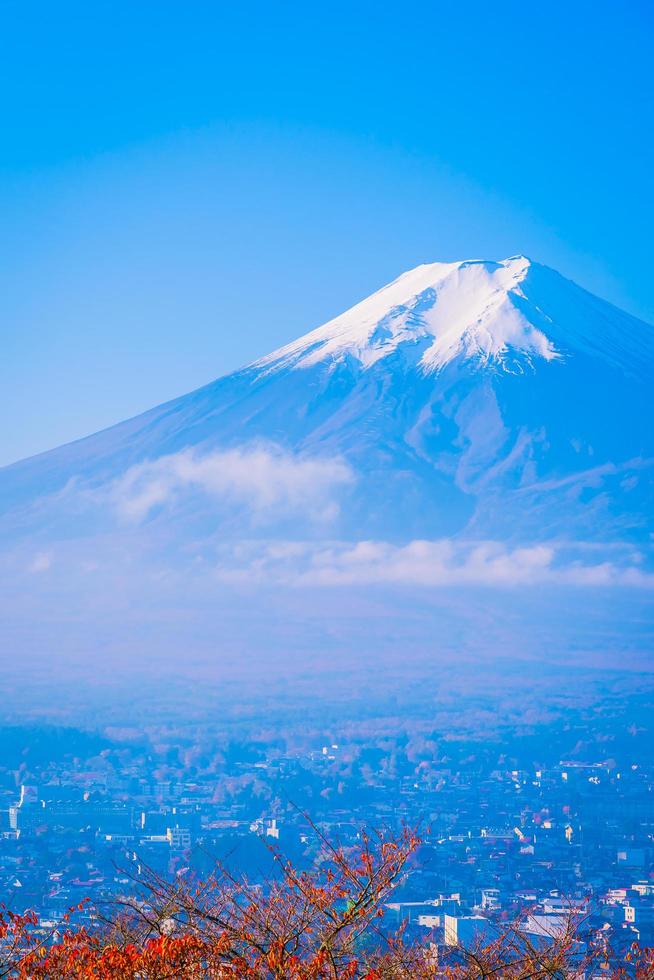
[1,255,654,676]
[3,255,653,542]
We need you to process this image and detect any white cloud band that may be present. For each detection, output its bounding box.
[211,538,654,589]
[107,444,354,523]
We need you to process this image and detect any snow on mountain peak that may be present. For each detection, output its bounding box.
[255,255,560,376]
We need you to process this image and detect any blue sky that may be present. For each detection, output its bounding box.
[2,0,653,465]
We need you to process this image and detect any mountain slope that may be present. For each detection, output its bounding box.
[2,256,653,554]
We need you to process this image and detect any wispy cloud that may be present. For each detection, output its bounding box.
[211,538,654,589]
[106,444,354,523]
[29,551,53,574]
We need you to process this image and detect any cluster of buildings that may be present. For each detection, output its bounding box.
[0,722,652,957]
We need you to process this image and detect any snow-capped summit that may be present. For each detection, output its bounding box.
[255,255,559,375]
[254,254,654,380]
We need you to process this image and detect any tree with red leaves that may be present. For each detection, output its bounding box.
[1,827,653,978]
